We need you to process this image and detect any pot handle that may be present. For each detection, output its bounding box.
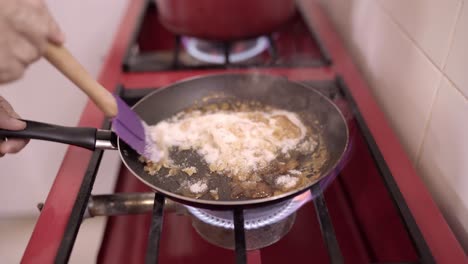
[0,120,106,150]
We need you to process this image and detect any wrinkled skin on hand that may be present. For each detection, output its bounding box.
[0,0,64,83]
[0,96,28,156]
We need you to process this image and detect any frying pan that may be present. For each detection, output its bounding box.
[155,0,296,41]
[0,74,349,209]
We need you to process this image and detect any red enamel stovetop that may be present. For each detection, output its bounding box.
[21,0,466,263]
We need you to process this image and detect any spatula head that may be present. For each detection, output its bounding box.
[112,95,161,161]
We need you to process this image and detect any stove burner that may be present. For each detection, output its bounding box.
[192,211,297,250]
[186,191,313,230]
[186,192,313,250]
[182,36,269,64]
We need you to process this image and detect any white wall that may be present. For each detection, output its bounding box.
[320,0,468,252]
[0,0,128,217]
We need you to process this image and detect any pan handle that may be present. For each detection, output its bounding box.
[0,120,116,150]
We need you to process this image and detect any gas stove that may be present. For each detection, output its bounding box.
[20,0,466,263]
[91,78,428,264]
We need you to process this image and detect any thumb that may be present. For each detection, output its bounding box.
[0,97,26,130]
[0,112,26,130]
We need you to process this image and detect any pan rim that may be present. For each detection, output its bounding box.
[117,73,350,208]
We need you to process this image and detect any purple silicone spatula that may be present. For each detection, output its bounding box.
[44,43,161,161]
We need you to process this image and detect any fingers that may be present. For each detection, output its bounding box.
[44,6,64,45]
[10,33,41,66]
[0,97,28,156]
[0,95,22,118]
[0,33,34,82]
[0,138,29,155]
[10,0,50,55]
[0,112,26,130]
[19,1,65,46]
[0,0,65,83]
[0,96,26,130]
[0,59,24,83]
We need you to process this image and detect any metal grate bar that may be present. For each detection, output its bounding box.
[233,208,247,264]
[126,58,325,72]
[122,0,153,72]
[267,35,278,63]
[173,35,181,69]
[145,193,166,264]
[336,76,434,264]
[224,42,231,65]
[54,119,111,263]
[312,185,344,264]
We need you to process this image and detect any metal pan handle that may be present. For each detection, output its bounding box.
[0,120,117,150]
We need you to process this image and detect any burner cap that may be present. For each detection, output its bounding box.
[182,36,269,64]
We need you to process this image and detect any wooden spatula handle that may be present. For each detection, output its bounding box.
[44,44,118,117]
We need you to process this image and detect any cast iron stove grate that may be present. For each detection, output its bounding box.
[52,79,434,264]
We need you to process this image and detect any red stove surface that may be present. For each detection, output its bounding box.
[21,0,466,263]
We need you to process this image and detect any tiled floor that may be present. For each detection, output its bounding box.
[0,216,107,263]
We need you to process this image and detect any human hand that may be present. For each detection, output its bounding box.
[0,0,64,83]
[0,96,28,156]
